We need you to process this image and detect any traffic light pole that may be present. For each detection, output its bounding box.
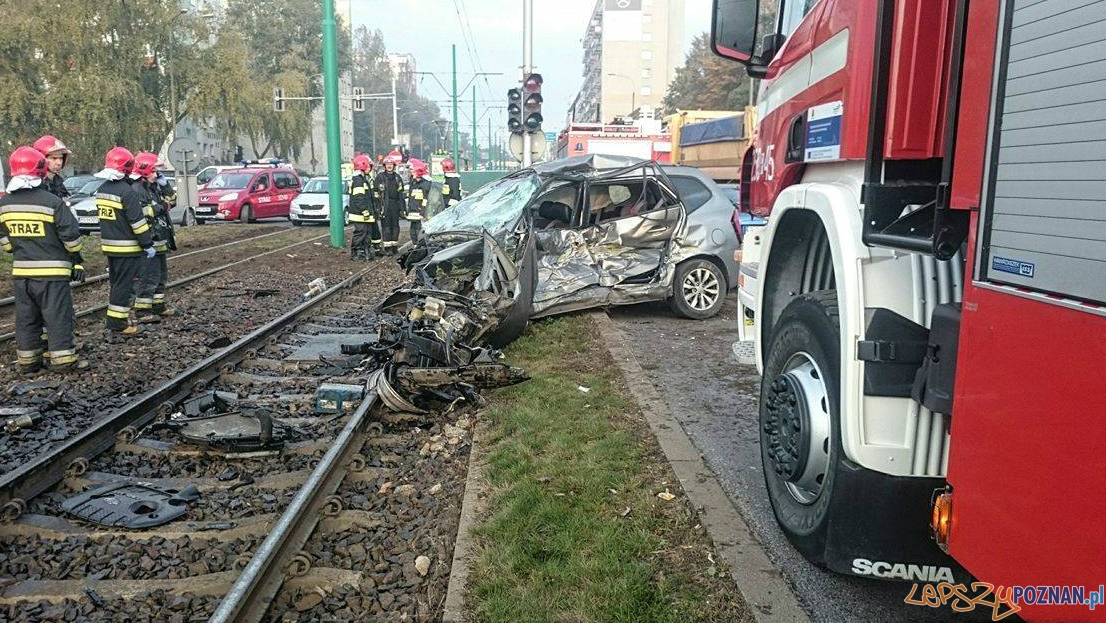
[321,0,344,248]
[472,86,478,170]
[521,0,533,167]
[451,45,460,167]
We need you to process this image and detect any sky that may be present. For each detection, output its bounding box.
[346,0,711,149]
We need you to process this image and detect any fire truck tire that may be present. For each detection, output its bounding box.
[670,258,726,319]
[239,205,253,224]
[759,290,841,565]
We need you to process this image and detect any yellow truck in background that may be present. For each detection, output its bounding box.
[665,107,757,183]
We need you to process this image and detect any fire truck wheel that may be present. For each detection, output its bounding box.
[670,259,726,319]
[759,290,841,565]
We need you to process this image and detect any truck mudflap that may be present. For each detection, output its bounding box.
[823,458,970,584]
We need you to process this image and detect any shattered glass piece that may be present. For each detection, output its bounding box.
[61,481,201,528]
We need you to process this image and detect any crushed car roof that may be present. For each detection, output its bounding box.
[530,155,653,178]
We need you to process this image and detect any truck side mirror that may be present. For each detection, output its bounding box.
[711,0,761,64]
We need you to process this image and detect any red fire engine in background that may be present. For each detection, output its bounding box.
[712,0,1106,620]
[556,115,672,163]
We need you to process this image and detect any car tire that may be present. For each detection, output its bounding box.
[183,208,197,227]
[669,258,726,319]
[759,290,841,566]
[240,205,252,224]
[484,237,537,349]
[292,219,303,226]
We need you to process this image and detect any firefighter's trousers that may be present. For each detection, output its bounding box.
[381,204,402,249]
[14,279,76,369]
[136,253,168,314]
[351,222,373,258]
[106,256,141,331]
[409,219,422,243]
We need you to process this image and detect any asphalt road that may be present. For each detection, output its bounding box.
[606,295,983,623]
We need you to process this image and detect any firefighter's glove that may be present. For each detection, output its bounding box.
[71,265,86,284]
[144,247,156,259]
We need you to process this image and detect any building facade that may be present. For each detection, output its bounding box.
[572,0,685,124]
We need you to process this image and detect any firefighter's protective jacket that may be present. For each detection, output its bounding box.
[442,173,462,206]
[43,175,70,202]
[139,182,171,254]
[0,187,83,279]
[96,179,153,256]
[374,171,406,212]
[347,172,376,223]
[407,177,431,221]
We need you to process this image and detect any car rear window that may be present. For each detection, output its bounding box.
[670,176,713,214]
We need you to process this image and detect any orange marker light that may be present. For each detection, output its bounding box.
[931,490,953,552]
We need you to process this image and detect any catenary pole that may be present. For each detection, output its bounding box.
[322,0,344,247]
[452,45,460,166]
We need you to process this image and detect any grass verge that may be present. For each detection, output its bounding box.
[470,313,750,623]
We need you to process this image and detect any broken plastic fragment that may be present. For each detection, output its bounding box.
[61,481,202,528]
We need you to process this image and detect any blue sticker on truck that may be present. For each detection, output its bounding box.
[992,256,1035,278]
[805,101,844,162]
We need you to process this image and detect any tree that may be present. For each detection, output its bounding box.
[663,33,751,114]
[0,0,209,170]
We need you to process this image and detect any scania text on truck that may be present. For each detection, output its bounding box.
[711,0,1106,620]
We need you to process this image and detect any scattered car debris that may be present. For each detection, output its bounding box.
[314,383,366,414]
[61,481,201,528]
[206,336,233,349]
[178,390,240,418]
[1,407,40,433]
[301,277,327,300]
[657,489,676,501]
[157,409,306,453]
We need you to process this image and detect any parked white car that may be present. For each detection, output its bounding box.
[289,177,350,226]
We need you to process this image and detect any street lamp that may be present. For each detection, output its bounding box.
[606,73,638,117]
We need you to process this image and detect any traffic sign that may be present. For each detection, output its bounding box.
[509,131,548,163]
[166,137,200,172]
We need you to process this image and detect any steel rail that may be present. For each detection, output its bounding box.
[208,392,378,623]
[0,232,334,343]
[0,268,370,516]
[0,228,303,309]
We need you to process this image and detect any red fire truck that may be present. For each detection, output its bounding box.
[556,119,672,163]
[713,0,1106,620]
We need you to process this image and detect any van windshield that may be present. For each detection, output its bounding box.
[208,173,253,190]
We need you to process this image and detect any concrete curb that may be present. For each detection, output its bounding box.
[592,311,812,623]
[442,422,485,623]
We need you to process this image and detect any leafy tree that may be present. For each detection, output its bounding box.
[663,33,751,114]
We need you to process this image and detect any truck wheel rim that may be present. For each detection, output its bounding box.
[764,352,831,505]
[683,267,720,311]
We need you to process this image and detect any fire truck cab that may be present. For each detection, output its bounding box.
[713,0,1106,619]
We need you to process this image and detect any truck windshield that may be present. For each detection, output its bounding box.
[423,173,541,237]
[302,179,349,193]
[208,173,253,190]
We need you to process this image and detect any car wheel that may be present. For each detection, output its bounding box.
[183,208,197,227]
[760,290,840,566]
[292,219,302,227]
[239,205,252,224]
[669,259,726,319]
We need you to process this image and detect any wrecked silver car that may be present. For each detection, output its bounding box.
[399,155,738,341]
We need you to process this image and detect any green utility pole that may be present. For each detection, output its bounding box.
[472,86,478,170]
[487,117,492,170]
[451,45,460,167]
[321,0,344,248]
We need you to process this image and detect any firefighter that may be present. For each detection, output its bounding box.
[374,152,406,255]
[132,152,176,319]
[441,157,463,208]
[0,147,86,373]
[32,136,71,202]
[347,155,378,261]
[406,158,431,243]
[94,147,154,335]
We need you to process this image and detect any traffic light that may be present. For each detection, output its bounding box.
[522,73,543,132]
[507,88,523,133]
[353,87,365,112]
[273,87,284,112]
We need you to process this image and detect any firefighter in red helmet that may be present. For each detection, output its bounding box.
[441,157,463,208]
[95,147,154,335]
[33,136,71,202]
[132,152,175,320]
[406,158,431,243]
[0,147,86,373]
[347,154,379,260]
[374,151,407,254]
